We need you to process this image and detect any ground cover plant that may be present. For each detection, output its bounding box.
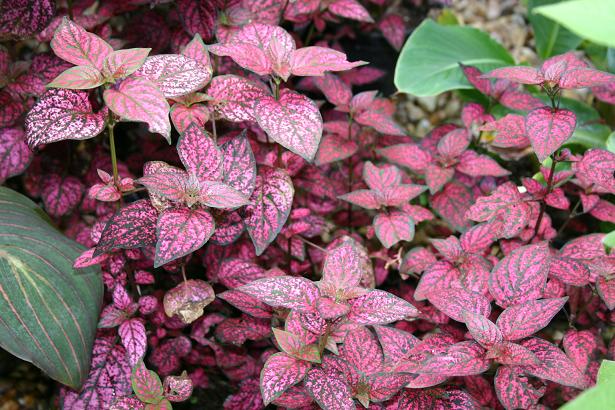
[0,0,614,409]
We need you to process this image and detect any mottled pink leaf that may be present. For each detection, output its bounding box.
[243,166,294,255]
[177,0,217,41]
[425,164,454,194]
[462,311,503,348]
[290,46,366,77]
[373,211,415,248]
[428,287,491,322]
[378,14,406,50]
[208,75,268,122]
[177,123,222,182]
[95,200,158,255]
[273,328,320,363]
[163,372,193,402]
[338,190,381,210]
[104,78,171,141]
[489,243,550,308]
[484,66,543,85]
[181,33,212,73]
[0,92,24,128]
[457,150,510,177]
[362,161,400,191]
[341,326,383,374]
[25,88,107,148]
[400,247,437,277]
[494,365,545,410]
[368,372,411,402]
[102,48,151,80]
[217,258,269,289]
[373,325,420,364]
[163,280,215,324]
[0,0,55,40]
[563,329,603,372]
[548,256,590,286]
[496,297,567,341]
[378,143,432,173]
[347,289,419,325]
[437,128,470,159]
[137,170,189,204]
[132,359,164,404]
[254,89,322,161]
[47,65,104,89]
[321,238,363,290]
[221,131,257,197]
[170,103,210,133]
[328,0,373,22]
[354,98,406,136]
[41,175,83,217]
[0,128,32,184]
[519,337,591,389]
[416,341,490,376]
[119,319,146,367]
[312,72,352,109]
[559,68,615,89]
[218,289,273,318]
[574,148,615,194]
[525,107,576,162]
[487,341,539,366]
[431,181,474,232]
[134,54,211,98]
[397,386,480,409]
[413,261,459,299]
[50,17,112,70]
[110,397,145,410]
[237,276,319,311]
[499,88,544,111]
[304,367,354,410]
[597,276,615,310]
[154,207,215,267]
[314,134,358,165]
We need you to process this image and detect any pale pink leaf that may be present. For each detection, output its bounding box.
[199,180,250,209]
[373,211,415,248]
[237,276,319,310]
[181,34,212,73]
[525,107,576,162]
[50,17,112,70]
[102,48,151,80]
[304,367,354,410]
[163,279,215,324]
[221,131,257,198]
[347,289,419,325]
[134,54,212,98]
[378,143,432,173]
[484,66,543,85]
[208,75,268,122]
[290,46,366,77]
[170,103,210,133]
[461,311,503,348]
[0,128,32,184]
[47,65,104,89]
[427,287,491,322]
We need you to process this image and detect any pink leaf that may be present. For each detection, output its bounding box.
[25,88,107,148]
[304,367,354,410]
[456,150,510,177]
[347,289,419,325]
[549,256,590,286]
[437,129,470,159]
[563,329,603,372]
[119,319,147,367]
[104,78,171,142]
[559,68,615,89]
[221,131,257,198]
[315,134,358,165]
[200,180,249,209]
[217,289,273,318]
[254,89,322,161]
[416,341,490,376]
[574,148,615,194]
[484,66,543,85]
[321,238,363,290]
[378,143,432,173]
[208,75,268,122]
[50,17,112,70]
[134,54,211,98]
[425,164,454,194]
[137,169,189,203]
[0,91,24,128]
[47,65,104,89]
[237,276,319,310]
[597,276,615,310]
[290,46,366,77]
[0,0,55,40]
[328,0,374,22]
[368,372,412,402]
[354,98,406,136]
[0,128,32,184]
[489,243,550,308]
[428,287,491,322]
[460,222,497,254]
[460,63,493,95]
[397,386,480,409]
[494,365,545,410]
[378,14,406,51]
[362,161,401,191]
[163,279,215,324]
[181,34,212,73]
[273,328,320,363]
[110,397,145,410]
[176,0,217,41]
[341,326,383,374]
[373,211,415,248]
[170,103,210,133]
[461,311,503,348]
[525,107,576,162]
[41,175,83,217]
[209,42,271,77]
[431,181,474,232]
[102,48,151,80]
[132,359,164,404]
[519,337,591,389]
[373,325,420,364]
[163,372,193,402]
[217,258,268,288]
[496,297,568,341]
[95,200,159,255]
[312,72,352,109]
[487,341,539,366]
[177,123,223,182]
[154,207,215,267]
[242,166,294,255]
[338,190,381,210]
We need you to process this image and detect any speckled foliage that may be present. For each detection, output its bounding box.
[3,2,615,410]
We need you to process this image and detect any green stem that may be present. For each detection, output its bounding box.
[108,121,119,185]
[304,23,316,46]
[532,156,557,240]
[212,115,218,143]
[273,78,280,100]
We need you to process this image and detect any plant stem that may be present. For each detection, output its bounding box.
[108,121,119,185]
[557,198,582,236]
[532,156,557,240]
[304,23,316,46]
[298,236,327,253]
[273,78,280,100]
[211,115,217,143]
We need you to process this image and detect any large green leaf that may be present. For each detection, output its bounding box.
[0,187,102,389]
[534,0,615,48]
[560,360,615,409]
[528,0,582,59]
[394,19,514,97]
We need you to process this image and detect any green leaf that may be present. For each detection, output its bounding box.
[603,231,615,253]
[132,359,164,404]
[394,19,514,97]
[534,0,615,48]
[606,131,615,153]
[0,187,102,389]
[560,360,615,409]
[528,0,582,59]
[598,360,615,384]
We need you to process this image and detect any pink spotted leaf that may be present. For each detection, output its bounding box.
[0,128,32,184]
[354,98,406,136]
[427,287,491,322]
[0,0,55,40]
[328,0,374,22]
[482,113,529,148]
[181,33,212,73]
[237,276,319,311]
[496,297,568,341]
[312,72,352,109]
[102,48,151,80]
[95,200,158,255]
[163,372,193,402]
[462,311,503,348]
[177,0,217,41]
[415,341,490,377]
[487,341,540,366]
[134,54,211,98]
[132,359,164,404]
[574,149,615,194]
[217,289,273,319]
[378,14,406,51]
[525,107,576,162]
[304,367,354,410]
[221,131,257,197]
[378,143,432,174]
[484,66,543,85]
[347,289,419,325]
[563,330,603,373]
[119,319,147,367]
[290,46,366,77]
[373,211,415,248]
[177,124,222,182]
[163,279,215,324]
[41,175,83,217]
[170,103,210,133]
[208,75,269,122]
[373,325,420,364]
[321,237,363,290]
[261,353,311,406]
[47,65,104,89]
[494,365,545,410]
[51,18,112,70]
[217,258,268,289]
[340,326,383,374]
[273,328,320,363]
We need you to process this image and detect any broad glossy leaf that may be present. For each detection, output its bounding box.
[103,48,151,80]
[47,65,104,89]
[494,365,545,410]
[243,167,294,255]
[177,124,222,182]
[0,128,32,184]
[104,78,171,142]
[134,54,211,98]
[395,19,514,96]
[0,187,102,389]
[254,89,322,161]
[496,297,567,341]
[119,319,146,367]
[95,200,158,255]
[221,131,257,198]
[290,46,366,77]
[132,359,164,404]
[25,88,107,148]
[347,289,419,325]
[373,211,415,248]
[0,0,55,40]
[428,287,491,322]
[304,367,354,410]
[208,75,268,122]
[526,107,576,161]
[489,243,550,307]
[237,276,318,311]
[163,280,215,324]
[154,207,214,267]
[51,17,112,70]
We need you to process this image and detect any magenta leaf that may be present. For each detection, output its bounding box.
[549,256,590,286]
[373,211,415,248]
[273,328,320,363]
[415,341,490,377]
[456,150,510,177]
[217,258,268,289]
[95,200,158,255]
[328,0,374,22]
[60,336,132,409]
[519,337,591,389]
[50,18,112,70]
[0,0,55,40]
[461,311,503,348]
[170,103,210,133]
[237,276,318,310]
[484,66,543,85]
[254,89,322,161]
[312,72,352,109]
[354,98,406,136]
[154,207,214,267]
[132,359,164,404]
[496,297,567,341]
[47,65,104,89]
[368,372,412,402]
[134,55,211,98]
[425,164,454,194]
[489,243,550,308]
[177,123,222,182]
[200,180,250,208]
[482,113,529,148]
[208,75,268,122]
[41,174,83,217]
[347,289,419,325]
[487,341,539,366]
[110,397,145,410]
[341,326,383,374]
[397,386,480,409]
[243,166,294,255]
[103,78,171,142]
[102,48,151,80]
[217,289,273,318]
[181,34,212,70]
[525,107,576,162]
[25,88,107,148]
[176,0,217,41]
[362,161,400,191]
[373,325,420,364]
[378,14,406,51]
[163,280,215,324]
[338,190,381,210]
[494,365,545,410]
[304,367,354,410]
[0,91,24,128]
[559,68,615,89]
[431,182,474,232]
[221,131,257,198]
[427,287,491,322]
[378,143,432,173]
[563,329,602,372]
[290,46,366,77]
[574,148,615,194]
[0,128,32,184]
[119,319,147,367]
